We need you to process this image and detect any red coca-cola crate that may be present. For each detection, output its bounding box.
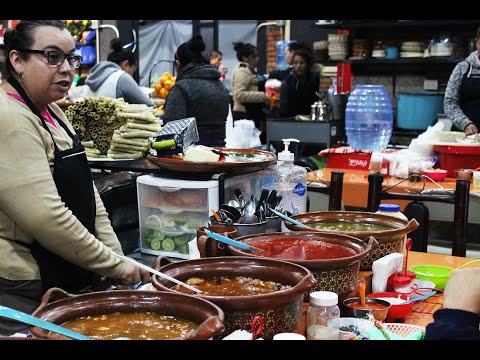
[326,152,372,170]
[434,144,480,177]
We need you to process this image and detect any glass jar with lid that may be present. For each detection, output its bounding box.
[306,291,340,340]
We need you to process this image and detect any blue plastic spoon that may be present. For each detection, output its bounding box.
[0,305,91,340]
[401,290,437,305]
[267,207,311,229]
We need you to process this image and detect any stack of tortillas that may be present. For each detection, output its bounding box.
[109,104,162,159]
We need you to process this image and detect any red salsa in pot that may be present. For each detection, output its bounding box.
[245,238,357,260]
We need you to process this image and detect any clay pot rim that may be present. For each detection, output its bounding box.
[151,256,316,303]
[29,289,225,340]
[228,231,373,266]
[284,211,416,237]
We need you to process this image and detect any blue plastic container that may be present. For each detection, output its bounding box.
[275,40,297,71]
[345,85,393,151]
[396,93,444,130]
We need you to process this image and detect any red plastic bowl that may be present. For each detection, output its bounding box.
[422,169,447,182]
[367,292,413,321]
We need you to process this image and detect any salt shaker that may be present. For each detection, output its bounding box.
[306,291,340,340]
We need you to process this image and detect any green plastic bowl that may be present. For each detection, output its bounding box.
[409,265,453,290]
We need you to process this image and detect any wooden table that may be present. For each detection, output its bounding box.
[307,168,480,226]
[308,168,461,209]
[294,251,480,335]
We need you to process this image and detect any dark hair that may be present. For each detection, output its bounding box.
[2,20,66,77]
[233,42,257,61]
[292,47,313,67]
[175,35,208,70]
[288,41,305,53]
[209,49,222,59]
[107,38,137,66]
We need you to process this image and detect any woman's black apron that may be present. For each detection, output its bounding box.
[8,77,96,294]
[459,63,480,128]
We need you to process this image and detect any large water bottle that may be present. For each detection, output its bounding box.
[275,40,296,71]
[345,85,393,151]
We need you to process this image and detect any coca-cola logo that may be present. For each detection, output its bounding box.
[349,159,368,168]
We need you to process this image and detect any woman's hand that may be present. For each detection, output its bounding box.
[443,268,480,315]
[119,262,151,285]
[464,123,478,135]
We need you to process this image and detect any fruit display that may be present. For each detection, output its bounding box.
[153,72,176,99]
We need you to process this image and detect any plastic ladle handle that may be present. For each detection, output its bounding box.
[268,207,311,228]
[401,291,437,305]
[455,258,480,270]
[0,305,91,340]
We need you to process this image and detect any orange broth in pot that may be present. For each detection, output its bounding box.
[246,238,357,260]
[57,313,198,340]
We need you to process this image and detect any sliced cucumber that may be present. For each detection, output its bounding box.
[162,238,175,252]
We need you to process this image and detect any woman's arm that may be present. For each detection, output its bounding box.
[0,125,125,279]
[163,85,188,121]
[444,62,472,131]
[117,74,156,107]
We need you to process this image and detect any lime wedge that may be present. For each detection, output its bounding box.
[153,230,165,241]
[178,244,189,254]
[150,238,161,251]
[162,238,175,252]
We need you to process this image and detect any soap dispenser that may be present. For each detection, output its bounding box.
[276,138,307,216]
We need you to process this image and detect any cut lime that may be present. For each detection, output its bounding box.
[162,238,175,252]
[178,244,189,254]
[153,230,165,241]
[174,236,189,245]
[150,238,161,251]
[145,215,162,228]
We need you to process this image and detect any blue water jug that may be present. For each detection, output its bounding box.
[275,40,296,71]
[345,85,393,151]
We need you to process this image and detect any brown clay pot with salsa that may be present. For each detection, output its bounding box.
[226,232,377,302]
[151,256,317,339]
[29,288,225,340]
[283,211,419,270]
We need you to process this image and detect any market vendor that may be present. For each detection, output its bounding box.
[444,25,480,135]
[279,47,320,118]
[0,20,149,336]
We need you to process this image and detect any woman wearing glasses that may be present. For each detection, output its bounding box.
[69,38,155,106]
[0,20,148,336]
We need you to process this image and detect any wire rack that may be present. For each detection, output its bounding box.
[384,323,425,337]
[403,293,443,327]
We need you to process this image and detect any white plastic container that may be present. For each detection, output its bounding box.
[273,333,306,340]
[306,291,340,340]
[375,204,408,221]
[275,138,307,215]
[473,171,480,192]
[375,204,409,263]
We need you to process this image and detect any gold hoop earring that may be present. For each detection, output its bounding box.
[18,73,24,83]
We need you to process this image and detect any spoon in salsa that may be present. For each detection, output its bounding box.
[358,282,366,306]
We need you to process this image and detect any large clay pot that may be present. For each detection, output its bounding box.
[283,211,419,270]
[151,256,316,339]
[29,288,224,340]
[226,232,377,302]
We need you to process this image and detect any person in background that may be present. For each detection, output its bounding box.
[69,38,155,107]
[209,49,227,82]
[163,35,230,146]
[0,20,148,336]
[231,41,268,143]
[279,47,320,117]
[444,25,480,135]
[269,41,304,81]
[424,267,480,340]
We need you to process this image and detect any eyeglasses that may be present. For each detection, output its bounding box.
[18,49,83,70]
